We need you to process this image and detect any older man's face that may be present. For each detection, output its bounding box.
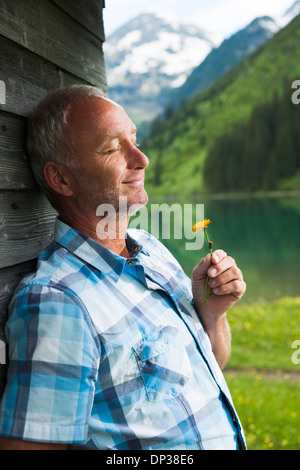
[66,97,149,215]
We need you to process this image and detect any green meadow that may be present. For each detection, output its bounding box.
[225,297,300,450]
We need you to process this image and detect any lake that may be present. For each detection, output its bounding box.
[129,195,300,304]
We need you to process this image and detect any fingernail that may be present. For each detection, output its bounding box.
[213,254,219,263]
[209,268,217,277]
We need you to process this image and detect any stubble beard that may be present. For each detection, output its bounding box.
[75,176,148,220]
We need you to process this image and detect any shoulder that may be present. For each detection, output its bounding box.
[10,237,91,308]
[7,255,99,348]
[6,279,100,367]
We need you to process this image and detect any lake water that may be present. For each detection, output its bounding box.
[129,195,300,304]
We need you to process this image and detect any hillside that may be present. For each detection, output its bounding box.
[170,16,279,110]
[143,14,300,199]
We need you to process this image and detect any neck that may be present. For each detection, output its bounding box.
[59,206,131,258]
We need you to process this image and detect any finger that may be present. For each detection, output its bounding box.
[211,249,227,264]
[207,255,236,278]
[210,266,243,288]
[212,279,247,299]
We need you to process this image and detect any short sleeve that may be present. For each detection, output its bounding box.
[0,284,99,444]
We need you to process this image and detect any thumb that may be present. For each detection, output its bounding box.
[192,253,211,281]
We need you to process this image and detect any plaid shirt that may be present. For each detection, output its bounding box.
[0,219,246,450]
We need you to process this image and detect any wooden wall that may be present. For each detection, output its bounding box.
[0,0,107,397]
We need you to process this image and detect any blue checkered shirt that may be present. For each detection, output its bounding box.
[0,219,246,450]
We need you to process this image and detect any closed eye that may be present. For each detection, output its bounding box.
[104,147,120,155]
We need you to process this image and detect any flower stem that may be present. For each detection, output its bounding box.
[204,229,213,302]
[204,229,210,245]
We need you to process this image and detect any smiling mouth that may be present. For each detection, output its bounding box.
[122,177,144,185]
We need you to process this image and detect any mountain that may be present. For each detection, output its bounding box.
[169,16,279,110]
[142,13,300,199]
[280,0,300,27]
[104,13,217,124]
[169,1,300,110]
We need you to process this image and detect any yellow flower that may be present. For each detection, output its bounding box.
[191,218,213,303]
[192,219,211,232]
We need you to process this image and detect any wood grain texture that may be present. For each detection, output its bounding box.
[0,191,56,268]
[0,113,37,189]
[0,0,107,88]
[52,0,106,41]
[0,36,60,117]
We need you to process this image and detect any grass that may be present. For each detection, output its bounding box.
[224,297,300,450]
[224,373,300,450]
[227,297,300,370]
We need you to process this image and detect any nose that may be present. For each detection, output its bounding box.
[126,142,149,170]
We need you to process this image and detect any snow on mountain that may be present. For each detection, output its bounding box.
[255,17,280,35]
[104,13,217,123]
[103,3,300,126]
[278,0,300,27]
[169,15,281,111]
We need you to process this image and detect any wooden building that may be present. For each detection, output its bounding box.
[0,0,107,397]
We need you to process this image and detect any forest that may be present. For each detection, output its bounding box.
[143,14,300,198]
[203,86,300,193]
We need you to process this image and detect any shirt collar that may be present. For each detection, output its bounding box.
[53,218,143,282]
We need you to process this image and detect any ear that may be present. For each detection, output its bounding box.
[43,161,74,197]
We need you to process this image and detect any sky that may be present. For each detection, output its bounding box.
[103,0,294,39]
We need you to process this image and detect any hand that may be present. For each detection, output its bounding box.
[192,249,246,321]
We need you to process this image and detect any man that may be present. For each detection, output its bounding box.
[0,85,246,450]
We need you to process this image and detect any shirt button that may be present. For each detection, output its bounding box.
[134,246,141,252]
[126,260,133,265]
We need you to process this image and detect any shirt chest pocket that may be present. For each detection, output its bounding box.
[133,326,193,401]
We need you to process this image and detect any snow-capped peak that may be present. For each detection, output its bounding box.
[104,13,217,87]
[256,17,280,34]
[277,0,300,27]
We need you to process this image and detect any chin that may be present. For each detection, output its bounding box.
[127,190,148,217]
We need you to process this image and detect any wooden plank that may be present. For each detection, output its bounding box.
[52,0,106,41]
[0,36,60,117]
[0,149,37,190]
[0,36,95,117]
[58,70,91,89]
[0,191,56,268]
[0,113,26,153]
[0,0,107,89]
[0,113,38,190]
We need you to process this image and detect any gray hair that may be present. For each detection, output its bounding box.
[26,84,106,210]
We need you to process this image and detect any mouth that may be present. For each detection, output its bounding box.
[122,176,144,185]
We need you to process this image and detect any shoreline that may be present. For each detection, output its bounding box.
[148,190,300,203]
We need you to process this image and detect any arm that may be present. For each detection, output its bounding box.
[0,436,67,450]
[0,286,98,447]
[192,249,246,369]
